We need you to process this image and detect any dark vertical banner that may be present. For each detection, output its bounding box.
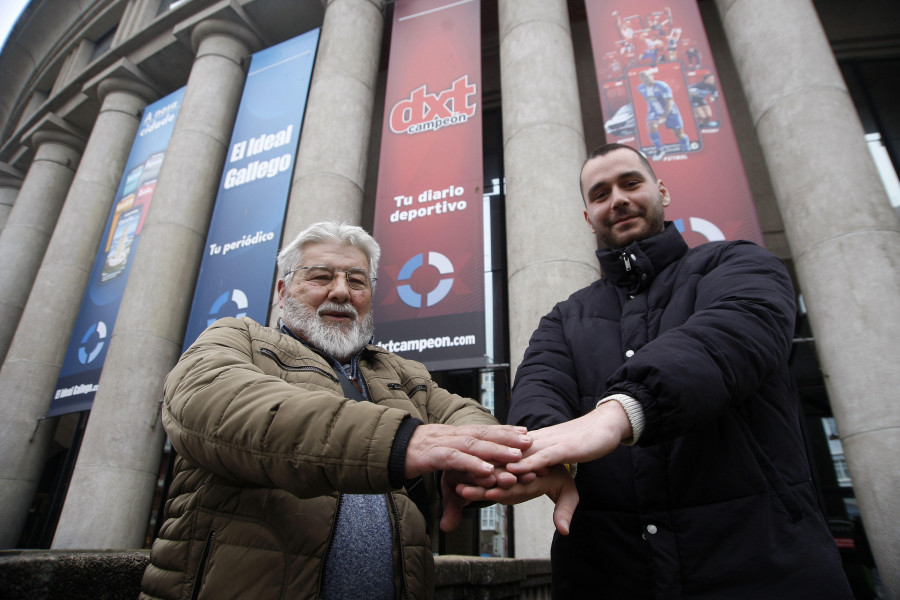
[49,88,185,417]
[372,0,485,371]
[181,29,320,350]
[586,0,763,246]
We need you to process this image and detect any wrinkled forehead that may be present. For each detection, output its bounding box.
[300,241,369,270]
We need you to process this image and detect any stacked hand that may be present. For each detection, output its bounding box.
[445,401,633,535]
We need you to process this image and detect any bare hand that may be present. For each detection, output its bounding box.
[505,401,631,474]
[438,466,538,532]
[456,464,579,535]
[404,424,533,480]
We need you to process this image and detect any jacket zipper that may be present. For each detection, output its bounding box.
[191,529,215,600]
[316,493,342,599]
[387,382,428,396]
[387,492,410,600]
[259,347,339,383]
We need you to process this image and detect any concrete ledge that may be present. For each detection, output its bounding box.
[0,550,149,599]
[0,550,551,600]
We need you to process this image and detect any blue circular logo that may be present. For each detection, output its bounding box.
[208,289,249,326]
[397,252,454,308]
[77,321,107,364]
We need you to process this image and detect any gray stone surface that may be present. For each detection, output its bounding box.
[0,77,155,549]
[284,0,385,238]
[0,551,551,600]
[498,0,597,561]
[715,0,900,595]
[0,131,82,365]
[52,17,261,550]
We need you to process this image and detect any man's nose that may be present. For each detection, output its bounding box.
[327,274,351,300]
[611,186,630,207]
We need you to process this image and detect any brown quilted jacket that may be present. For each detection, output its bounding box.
[139,317,497,600]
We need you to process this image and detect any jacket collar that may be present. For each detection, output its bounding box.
[596,222,689,294]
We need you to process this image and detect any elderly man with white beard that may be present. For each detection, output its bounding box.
[140,221,533,600]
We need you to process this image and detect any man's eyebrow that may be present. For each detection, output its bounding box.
[585,169,646,199]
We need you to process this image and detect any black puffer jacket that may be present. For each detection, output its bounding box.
[510,224,850,599]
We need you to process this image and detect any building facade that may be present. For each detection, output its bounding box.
[0,0,898,596]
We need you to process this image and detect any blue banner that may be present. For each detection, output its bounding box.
[49,88,186,417]
[181,29,320,350]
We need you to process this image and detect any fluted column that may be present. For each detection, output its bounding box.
[0,126,83,365]
[0,75,156,548]
[52,18,261,549]
[283,0,385,236]
[715,0,900,594]
[498,0,597,559]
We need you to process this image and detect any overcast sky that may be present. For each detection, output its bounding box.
[0,0,30,53]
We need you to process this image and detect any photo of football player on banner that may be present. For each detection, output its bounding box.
[586,0,764,246]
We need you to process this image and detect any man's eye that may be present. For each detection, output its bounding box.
[308,271,333,283]
[348,275,368,287]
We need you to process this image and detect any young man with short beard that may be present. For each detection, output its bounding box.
[140,221,533,600]
[459,144,852,598]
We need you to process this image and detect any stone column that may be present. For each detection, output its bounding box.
[0,167,23,233]
[497,0,597,559]
[715,0,900,594]
[0,73,156,548]
[0,125,83,365]
[283,0,385,237]
[52,18,261,550]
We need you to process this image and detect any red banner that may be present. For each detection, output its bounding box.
[372,0,485,371]
[586,0,763,246]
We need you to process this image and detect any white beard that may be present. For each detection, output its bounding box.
[282,296,374,361]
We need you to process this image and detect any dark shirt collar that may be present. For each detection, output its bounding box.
[596,222,689,294]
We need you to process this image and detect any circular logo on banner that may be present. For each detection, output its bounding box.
[673,217,725,242]
[397,252,454,308]
[77,321,107,365]
[208,289,249,326]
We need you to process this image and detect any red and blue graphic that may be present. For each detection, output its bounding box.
[372,0,486,371]
[586,0,763,247]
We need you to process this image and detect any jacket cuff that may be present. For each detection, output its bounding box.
[597,394,645,445]
[388,416,424,488]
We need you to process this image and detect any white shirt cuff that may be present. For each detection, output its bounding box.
[597,393,645,445]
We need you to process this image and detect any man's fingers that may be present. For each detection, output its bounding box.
[551,480,580,535]
[406,424,534,478]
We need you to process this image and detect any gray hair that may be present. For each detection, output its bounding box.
[277,221,381,289]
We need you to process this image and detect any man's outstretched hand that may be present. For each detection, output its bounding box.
[455,464,579,535]
[404,423,533,480]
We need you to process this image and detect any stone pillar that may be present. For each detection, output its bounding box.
[52,18,261,550]
[0,125,83,365]
[0,168,22,233]
[283,0,385,237]
[0,73,156,548]
[497,0,597,559]
[715,0,900,594]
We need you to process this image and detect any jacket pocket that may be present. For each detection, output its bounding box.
[735,414,803,522]
[191,529,215,600]
[259,347,339,383]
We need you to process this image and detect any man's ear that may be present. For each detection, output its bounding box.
[583,210,597,234]
[658,179,671,207]
[276,278,286,307]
